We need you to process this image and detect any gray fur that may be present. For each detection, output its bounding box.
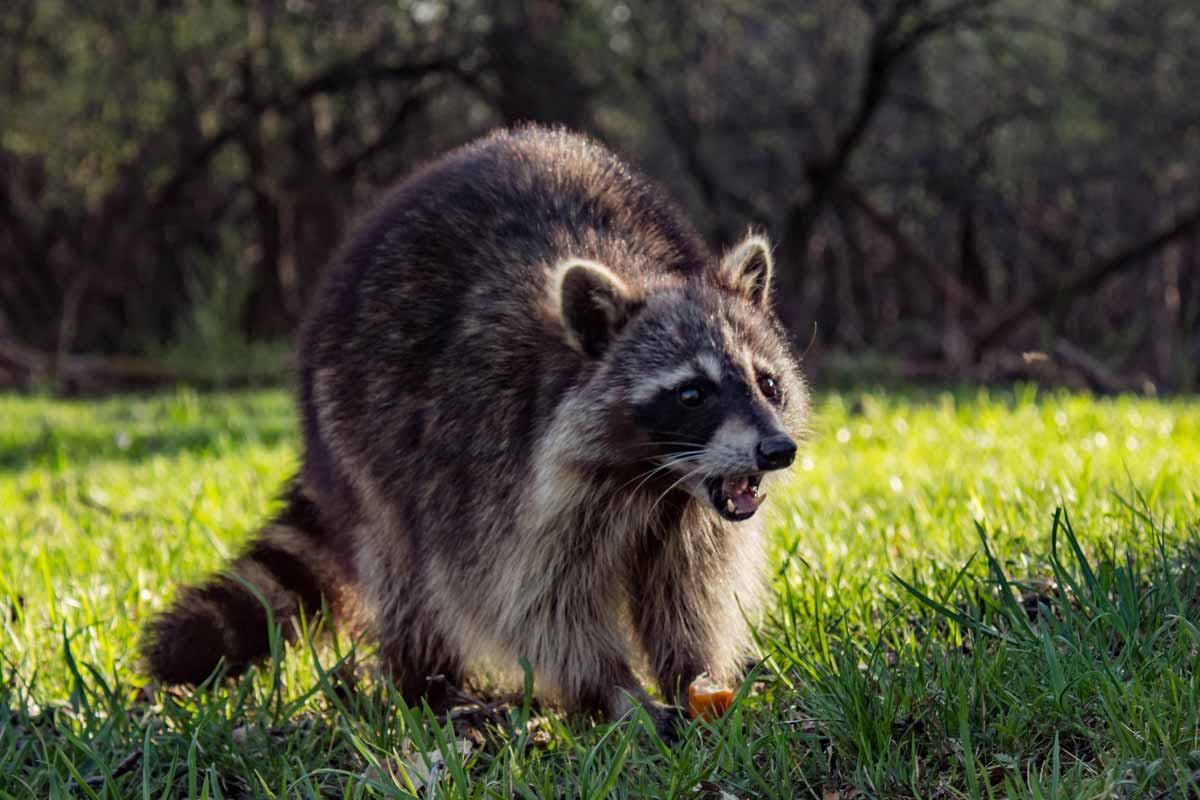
[142,125,809,735]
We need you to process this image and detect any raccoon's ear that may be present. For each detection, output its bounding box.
[717,234,774,308]
[552,258,635,357]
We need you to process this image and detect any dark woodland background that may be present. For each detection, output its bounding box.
[2,0,1198,394]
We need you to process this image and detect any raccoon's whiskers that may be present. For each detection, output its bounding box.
[643,432,707,445]
[648,462,709,517]
[625,440,709,450]
[618,451,707,497]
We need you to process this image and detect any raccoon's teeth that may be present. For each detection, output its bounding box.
[725,498,737,514]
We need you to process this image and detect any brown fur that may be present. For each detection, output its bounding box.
[141,125,808,734]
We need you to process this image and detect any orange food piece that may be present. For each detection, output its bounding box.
[687,677,734,721]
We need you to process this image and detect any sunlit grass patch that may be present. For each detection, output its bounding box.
[1,387,1197,798]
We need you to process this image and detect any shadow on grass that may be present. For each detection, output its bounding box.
[1,428,297,476]
[0,392,296,475]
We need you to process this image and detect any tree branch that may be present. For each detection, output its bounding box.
[629,64,769,236]
[147,54,470,218]
[781,0,999,258]
[838,181,984,313]
[973,204,1200,350]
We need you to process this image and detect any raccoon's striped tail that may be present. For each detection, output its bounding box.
[141,483,338,685]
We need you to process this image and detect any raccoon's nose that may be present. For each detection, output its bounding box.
[756,435,796,471]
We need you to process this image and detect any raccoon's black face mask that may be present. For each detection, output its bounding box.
[553,235,808,522]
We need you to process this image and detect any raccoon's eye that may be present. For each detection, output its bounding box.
[757,374,781,404]
[677,384,706,409]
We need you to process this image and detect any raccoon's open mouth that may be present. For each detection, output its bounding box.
[705,474,765,522]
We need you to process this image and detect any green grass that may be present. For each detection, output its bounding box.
[1,386,1198,798]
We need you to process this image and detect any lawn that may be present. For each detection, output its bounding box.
[1,386,1198,799]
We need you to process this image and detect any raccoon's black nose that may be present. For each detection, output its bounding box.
[756,435,796,470]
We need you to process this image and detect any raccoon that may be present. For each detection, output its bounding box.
[142,125,808,735]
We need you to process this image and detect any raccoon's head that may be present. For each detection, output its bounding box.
[551,233,808,522]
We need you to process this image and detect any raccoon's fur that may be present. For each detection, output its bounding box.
[142,125,808,733]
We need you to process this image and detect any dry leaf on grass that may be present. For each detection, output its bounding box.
[363,738,474,793]
[694,780,741,799]
[231,723,296,746]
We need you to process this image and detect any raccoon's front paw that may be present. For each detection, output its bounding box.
[645,701,690,744]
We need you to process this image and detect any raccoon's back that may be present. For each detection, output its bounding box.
[297,126,708,524]
[321,125,707,325]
